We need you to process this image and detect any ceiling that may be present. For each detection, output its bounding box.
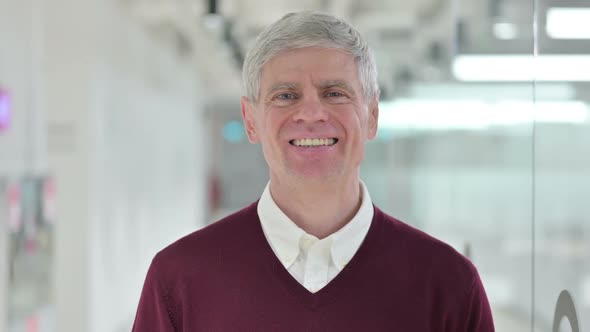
[121,0,465,103]
[122,0,590,110]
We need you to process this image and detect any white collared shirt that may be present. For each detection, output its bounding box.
[257,181,374,293]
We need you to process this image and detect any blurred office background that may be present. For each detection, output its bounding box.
[0,0,589,331]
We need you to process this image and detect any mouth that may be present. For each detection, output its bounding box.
[289,138,338,147]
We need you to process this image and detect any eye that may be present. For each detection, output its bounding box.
[275,93,297,100]
[325,91,345,98]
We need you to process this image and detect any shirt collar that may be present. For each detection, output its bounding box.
[257,184,304,268]
[257,181,374,271]
[330,182,374,270]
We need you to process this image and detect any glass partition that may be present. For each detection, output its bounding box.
[363,0,536,329]
[533,1,590,331]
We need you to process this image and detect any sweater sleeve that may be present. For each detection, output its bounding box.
[462,274,495,332]
[132,256,178,332]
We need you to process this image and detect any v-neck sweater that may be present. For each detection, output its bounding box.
[133,201,495,332]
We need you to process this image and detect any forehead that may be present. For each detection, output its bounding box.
[260,47,360,86]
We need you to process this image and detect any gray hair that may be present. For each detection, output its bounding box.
[242,11,379,103]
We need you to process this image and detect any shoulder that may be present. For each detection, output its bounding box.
[150,202,259,278]
[375,208,494,329]
[376,207,479,293]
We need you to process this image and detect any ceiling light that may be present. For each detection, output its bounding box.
[493,23,518,40]
[453,55,590,82]
[547,8,590,39]
[378,99,588,130]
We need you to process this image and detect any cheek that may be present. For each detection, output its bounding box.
[349,114,366,136]
[358,113,373,137]
[258,118,283,150]
[267,113,291,137]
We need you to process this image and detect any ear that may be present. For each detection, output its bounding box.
[241,96,259,143]
[366,93,379,140]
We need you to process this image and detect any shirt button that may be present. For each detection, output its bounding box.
[301,237,315,250]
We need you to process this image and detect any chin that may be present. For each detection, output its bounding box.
[288,168,339,182]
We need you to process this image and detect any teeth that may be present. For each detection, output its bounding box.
[292,138,336,147]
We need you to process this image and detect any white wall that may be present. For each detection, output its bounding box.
[0,1,46,331]
[39,0,206,331]
[0,0,207,329]
[87,30,206,332]
[0,0,47,177]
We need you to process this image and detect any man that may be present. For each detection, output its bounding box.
[133,11,495,331]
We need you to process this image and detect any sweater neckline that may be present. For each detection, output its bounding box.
[250,202,385,310]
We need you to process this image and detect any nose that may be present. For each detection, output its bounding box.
[292,94,329,123]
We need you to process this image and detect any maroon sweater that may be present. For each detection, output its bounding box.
[133,202,494,331]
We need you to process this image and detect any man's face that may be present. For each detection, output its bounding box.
[241,47,379,184]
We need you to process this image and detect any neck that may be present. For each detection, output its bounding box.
[269,174,362,239]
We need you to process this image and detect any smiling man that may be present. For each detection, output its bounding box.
[133,11,495,331]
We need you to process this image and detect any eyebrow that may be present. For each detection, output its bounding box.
[318,80,356,96]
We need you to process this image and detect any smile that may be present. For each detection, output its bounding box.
[289,138,338,147]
